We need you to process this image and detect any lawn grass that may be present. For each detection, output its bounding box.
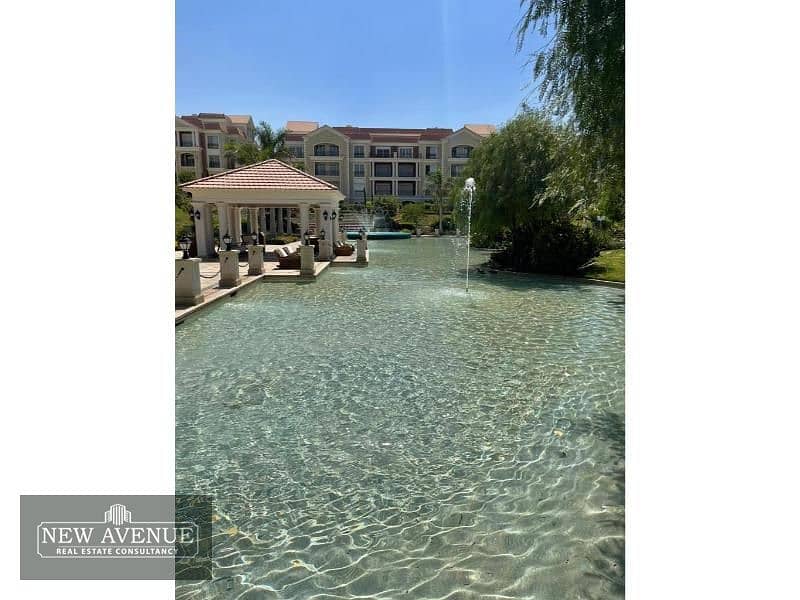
[581,249,625,283]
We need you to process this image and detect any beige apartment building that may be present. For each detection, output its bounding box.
[175,113,255,178]
[284,121,495,202]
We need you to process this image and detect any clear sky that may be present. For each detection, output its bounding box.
[176,0,544,131]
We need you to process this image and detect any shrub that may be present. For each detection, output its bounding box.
[490,219,598,275]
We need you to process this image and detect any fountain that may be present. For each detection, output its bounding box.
[462,177,476,292]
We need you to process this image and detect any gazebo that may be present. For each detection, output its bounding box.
[181,159,346,259]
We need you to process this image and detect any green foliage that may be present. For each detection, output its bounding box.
[516,0,624,220]
[400,202,426,228]
[223,122,290,168]
[580,248,625,282]
[175,205,192,240]
[424,169,453,231]
[467,112,602,273]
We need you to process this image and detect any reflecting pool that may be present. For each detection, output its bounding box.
[176,237,624,599]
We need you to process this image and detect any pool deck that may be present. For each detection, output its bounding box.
[176,242,368,323]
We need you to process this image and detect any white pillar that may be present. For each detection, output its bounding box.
[299,203,310,242]
[248,244,264,276]
[230,206,242,245]
[175,258,204,307]
[217,203,229,251]
[249,208,259,238]
[269,208,277,234]
[260,208,268,238]
[193,203,214,258]
[219,250,241,288]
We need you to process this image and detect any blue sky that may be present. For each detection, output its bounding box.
[176,0,544,130]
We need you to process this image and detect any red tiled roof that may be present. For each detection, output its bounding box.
[179,116,203,128]
[369,134,421,143]
[203,122,222,131]
[180,159,338,191]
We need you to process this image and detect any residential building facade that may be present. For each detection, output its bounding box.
[175,113,255,178]
[283,121,495,202]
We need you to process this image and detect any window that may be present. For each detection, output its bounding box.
[180,153,194,167]
[179,131,194,147]
[353,163,365,178]
[374,146,391,158]
[373,163,392,177]
[398,182,416,196]
[288,145,304,158]
[398,163,416,178]
[398,147,413,158]
[374,181,392,195]
[353,145,365,158]
[451,145,473,158]
[314,143,339,157]
[450,164,466,177]
[353,181,365,194]
[208,155,221,168]
[425,164,439,175]
[207,135,219,149]
[315,162,339,177]
[425,146,439,159]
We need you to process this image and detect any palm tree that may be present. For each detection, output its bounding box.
[254,121,289,160]
[424,169,453,233]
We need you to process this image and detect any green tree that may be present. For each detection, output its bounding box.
[466,111,597,272]
[516,0,624,220]
[222,121,291,168]
[175,171,195,239]
[254,121,289,159]
[400,202,426,232]
[424,169,453,232]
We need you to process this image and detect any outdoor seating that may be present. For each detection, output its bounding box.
[275,246,301,269]
[334,240,355,256]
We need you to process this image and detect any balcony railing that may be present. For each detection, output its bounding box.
[314,150,340,157]
[369,147,420,159]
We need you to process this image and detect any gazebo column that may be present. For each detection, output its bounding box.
[299,203,310,243]
[231,206,243,245]
[249,208,259,238]
[217,203,229,249]
[192,203,214,258]
[319,203,334,260]
[283,208,290,235]
[269,208,277,235]
[260,208,268,238]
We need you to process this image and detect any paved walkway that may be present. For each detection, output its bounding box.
[176,241,332,323]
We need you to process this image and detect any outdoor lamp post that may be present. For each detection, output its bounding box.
[179,234,191,259]
[251,232,258,246]
[222,232,232,252]
[304,230,311,245]
[320,228,326,240]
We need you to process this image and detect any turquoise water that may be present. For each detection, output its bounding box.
[175,238,624,599]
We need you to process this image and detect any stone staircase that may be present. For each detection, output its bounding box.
[338,209,372,232]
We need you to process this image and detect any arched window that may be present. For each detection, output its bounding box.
[451,145,473,159]
[314,143,339,157]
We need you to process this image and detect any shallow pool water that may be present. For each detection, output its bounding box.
[175,237,624,599]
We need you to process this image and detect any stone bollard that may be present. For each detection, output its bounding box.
[356,239,367,264]
[435,227,441,236]
[218,250,241,288]
[300,245,315,276]
[175,258,204,307]
[318,239,332,261]
[248,245,265,276]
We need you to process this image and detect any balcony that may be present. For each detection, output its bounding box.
[369,147,420,159]
[397,163,416,178]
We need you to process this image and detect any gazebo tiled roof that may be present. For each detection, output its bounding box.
[180,159,338,191]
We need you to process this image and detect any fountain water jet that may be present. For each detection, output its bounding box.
[462,177,476,293]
